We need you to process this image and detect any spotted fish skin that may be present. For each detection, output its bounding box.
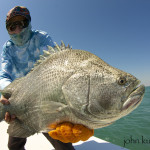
[0,42,145,138]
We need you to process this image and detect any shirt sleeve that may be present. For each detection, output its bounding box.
[43,33,55,48]
[0,46,13,90]
[38,30,55,52]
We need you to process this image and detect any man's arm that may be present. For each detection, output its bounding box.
[0,46,13,90]
[38,31,55,53]
[0,45,16,122]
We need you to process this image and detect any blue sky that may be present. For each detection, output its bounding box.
[0,0,150,86]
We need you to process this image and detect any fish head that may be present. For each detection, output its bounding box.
[86,62,145,126]
[61,50,145,128]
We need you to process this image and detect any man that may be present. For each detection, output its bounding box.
[0,6,75,150]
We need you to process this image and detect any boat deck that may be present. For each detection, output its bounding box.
[0,121,128,150]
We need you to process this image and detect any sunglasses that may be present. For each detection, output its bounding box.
[6,19,29,32]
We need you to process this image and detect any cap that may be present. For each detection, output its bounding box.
[6,6,31,24]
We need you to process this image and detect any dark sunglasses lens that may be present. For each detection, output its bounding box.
[7,19,29,32]
[9,25,17,31]
[10,22,23,31]
[23,19,29,28]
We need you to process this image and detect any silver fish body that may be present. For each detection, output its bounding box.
[0,43,145,138]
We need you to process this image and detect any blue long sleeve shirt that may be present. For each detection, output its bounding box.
[0,30,55,90]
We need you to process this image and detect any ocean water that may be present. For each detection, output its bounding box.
[94,86,150,150]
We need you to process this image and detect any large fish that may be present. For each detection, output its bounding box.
[0,42,145,138]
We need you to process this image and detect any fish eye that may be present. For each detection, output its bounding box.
[118,77,127,85]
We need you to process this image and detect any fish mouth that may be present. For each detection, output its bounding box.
[122,84,145,111]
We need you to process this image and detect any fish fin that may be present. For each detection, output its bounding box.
[40,101,67,114]
[0,90,11,99]
[39,101,68,129]
[30,41,72,73]
[0,86,12,99]
[7,119,35,138]
[0,77,23,98]
[62,72,90,112]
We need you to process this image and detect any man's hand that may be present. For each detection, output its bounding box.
[0,95,16,123]
[0,95,10,105]
[48,122,94,143]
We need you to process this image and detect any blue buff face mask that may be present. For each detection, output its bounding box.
[9,23,32,46]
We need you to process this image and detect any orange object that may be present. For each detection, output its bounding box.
[48,122,94,143]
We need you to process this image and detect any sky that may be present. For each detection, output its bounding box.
[0,0,150,86]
